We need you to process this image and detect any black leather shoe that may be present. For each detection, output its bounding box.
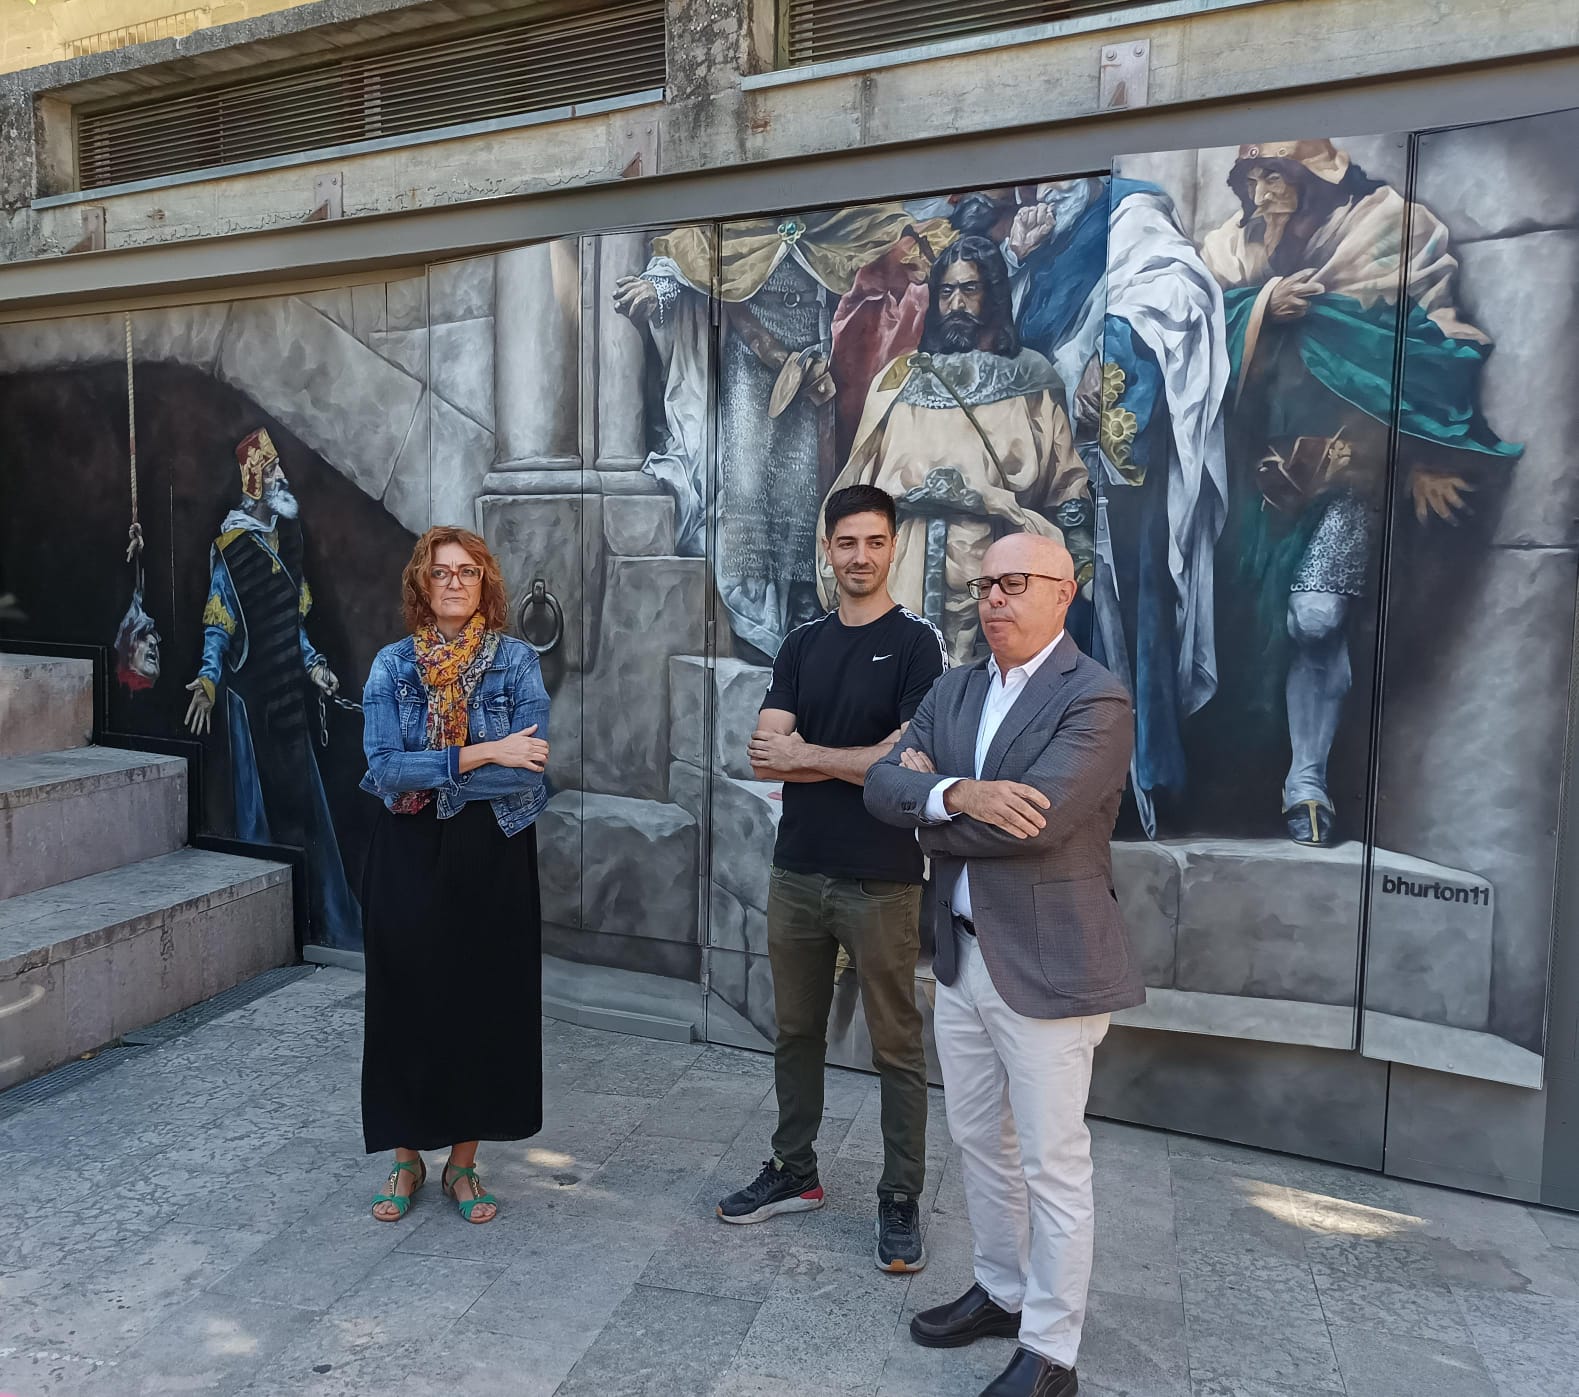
[909,1282,1021,1348]
[979,1347,1077,1397]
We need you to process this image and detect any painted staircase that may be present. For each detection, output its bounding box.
[0,654,293,1092]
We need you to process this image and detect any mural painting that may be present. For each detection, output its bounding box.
[0,115,1574,1193]
[184,427,362,949]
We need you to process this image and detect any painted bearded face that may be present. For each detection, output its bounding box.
[1035,179,1095,228]
[262,466,300,520]
[936,261,988,351]
[1248,166,1300,219]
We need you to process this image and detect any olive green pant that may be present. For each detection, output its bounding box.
[766,865,928,1199]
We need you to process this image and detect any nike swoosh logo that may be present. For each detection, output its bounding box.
[872,653,893,661]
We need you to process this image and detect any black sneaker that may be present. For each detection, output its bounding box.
[716,1159,825,1225]
[875,1195,926,1272]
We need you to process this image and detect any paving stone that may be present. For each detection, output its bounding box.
[4,962,1569,1397]
[557,1283,760,1397]
[1184,1318,1344,1394]
[208,1172,409,1311]
[637,1068,775,1144]
[449,1208,666,1346]
[1079,1291,1191,1396]
[401,1319,580,1397]
[74,1294,312,1396]
[638,1206,796,1303]
[232,1251,502,1396]
[1311,1267,1470,1345]
[0,1219,274,1360]
[732,1246,907,1393]
[1179,1238,1324,1333]
[1326,1325,1484,1395]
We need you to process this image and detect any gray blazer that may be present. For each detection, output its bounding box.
[865,638,1147,1021]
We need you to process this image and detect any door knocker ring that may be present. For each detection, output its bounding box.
[517,578,563,655]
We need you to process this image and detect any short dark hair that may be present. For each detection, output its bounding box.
[824,484,897,538]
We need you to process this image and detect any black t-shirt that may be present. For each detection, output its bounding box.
[762,605,948,882]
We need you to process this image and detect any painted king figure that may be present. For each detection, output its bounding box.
[184,428,361,947]
[1200,138,1519,845]
[820,235,1089,663]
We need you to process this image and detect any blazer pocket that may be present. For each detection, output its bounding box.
[1031,876,1131,996]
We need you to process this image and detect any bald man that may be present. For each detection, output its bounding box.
[865,534,1145,1397]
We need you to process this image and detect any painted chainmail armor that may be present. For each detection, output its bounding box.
[1291,490,1375,596]
[894,348,1064,410]
[718,256,827,587]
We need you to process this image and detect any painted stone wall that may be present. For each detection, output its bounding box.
[2,116,1575,1201]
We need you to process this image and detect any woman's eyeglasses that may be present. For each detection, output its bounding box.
[429,565,483,587]
[965,571,1073,600]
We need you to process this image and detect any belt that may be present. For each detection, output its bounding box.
[953,914,976,938]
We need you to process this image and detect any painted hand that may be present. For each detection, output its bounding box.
[1411,470,1475,524]
[612,275,658,325]
[1268,269,1324,319]
[309,660,339,695]
[1007,203,1056,262]
[944,779,1050,838]
[899,747,936,774]
[748,728,807,775]
[184,679,213,737]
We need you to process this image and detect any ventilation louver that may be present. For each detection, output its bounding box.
[75,0,665,190]
[783,0,1154,67]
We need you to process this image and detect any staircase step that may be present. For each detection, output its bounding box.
[0,747,188,899]
[0,847,293,1091]
[0,655,93,757]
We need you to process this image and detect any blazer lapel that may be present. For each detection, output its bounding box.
[981,638,1081,779]
[958,663,991,777]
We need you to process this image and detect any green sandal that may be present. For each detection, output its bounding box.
[442,1162,498,1224]
[372,1156,426,1221]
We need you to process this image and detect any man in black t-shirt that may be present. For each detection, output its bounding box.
[715,484,947,1273]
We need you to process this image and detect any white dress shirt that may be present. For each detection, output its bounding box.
[924,631,1064,921]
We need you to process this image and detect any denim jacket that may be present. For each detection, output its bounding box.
[359,632,549,837]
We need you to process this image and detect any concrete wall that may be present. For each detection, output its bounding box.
[2,0,317,77]
[3,0,1578,263]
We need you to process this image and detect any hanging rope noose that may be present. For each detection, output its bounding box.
[124,313,144,577]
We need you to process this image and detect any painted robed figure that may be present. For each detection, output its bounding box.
[185,428,362,947]
[1200,138,1519,845]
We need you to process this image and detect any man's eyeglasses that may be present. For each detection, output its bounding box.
[965,572,1073,600]
[429,565,483,587]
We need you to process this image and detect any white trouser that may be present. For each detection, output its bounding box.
[934,931,1109,1369]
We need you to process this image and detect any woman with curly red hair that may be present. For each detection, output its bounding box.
[358,525,550,1225]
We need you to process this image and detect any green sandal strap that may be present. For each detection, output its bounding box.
[372,1158,425,1219]
[371,1191,412,1216]
[444,1164,497,1220]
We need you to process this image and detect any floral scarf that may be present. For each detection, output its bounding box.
[391,613,500,813]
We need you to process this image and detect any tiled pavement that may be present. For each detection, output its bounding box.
[1,968,1577,1397]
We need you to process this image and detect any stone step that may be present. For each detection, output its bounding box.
[0,746,188,900]
[0,654,93,758]
[0,847,293,1091]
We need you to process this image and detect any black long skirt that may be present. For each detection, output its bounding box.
[361,799,543,1153]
